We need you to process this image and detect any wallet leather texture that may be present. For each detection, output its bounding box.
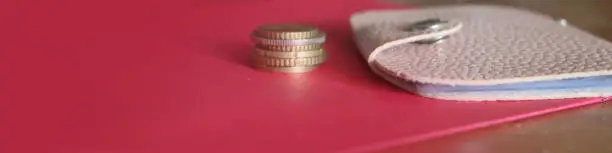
[351,5,612,101]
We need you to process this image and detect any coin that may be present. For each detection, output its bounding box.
[252,64,320,73]
[256,43,322,51]
[253,24,321,40]
[251,33,325,46]
[251,52,327,67]
[250,23,327,74]
[252,48,324,58]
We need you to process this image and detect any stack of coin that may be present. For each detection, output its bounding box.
[250,24,327,73]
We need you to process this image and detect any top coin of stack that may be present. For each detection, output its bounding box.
[250,24,327,73]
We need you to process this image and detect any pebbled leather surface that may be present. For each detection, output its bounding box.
[351,5,612,86]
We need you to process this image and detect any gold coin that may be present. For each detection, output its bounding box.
[253,48,324,58]
[256,43,322,51]
[253,24,321,40]
[252,64,320,73]
[251,52,326,67]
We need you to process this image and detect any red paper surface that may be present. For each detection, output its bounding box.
[0,0,602,153]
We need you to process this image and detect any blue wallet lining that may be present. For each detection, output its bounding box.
[417,75,612,93]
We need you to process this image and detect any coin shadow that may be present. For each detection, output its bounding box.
[187,36,252,68]
[215,42,252,68]
[314,21,402,92]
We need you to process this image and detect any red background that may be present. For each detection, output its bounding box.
[0,0,601,152]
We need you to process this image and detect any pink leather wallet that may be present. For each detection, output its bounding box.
[351,5,612,101]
